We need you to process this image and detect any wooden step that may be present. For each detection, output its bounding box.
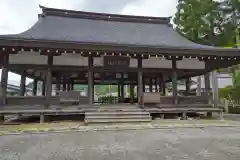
[96,108,143,111]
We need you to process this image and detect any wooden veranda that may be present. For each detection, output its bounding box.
[0,6,239,122]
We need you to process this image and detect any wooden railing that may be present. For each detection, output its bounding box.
[143,92,212,107]
[6,96,60,106]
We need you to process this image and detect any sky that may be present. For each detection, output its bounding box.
[0,0,178,85]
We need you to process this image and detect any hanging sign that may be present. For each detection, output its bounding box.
[103,56,130,67]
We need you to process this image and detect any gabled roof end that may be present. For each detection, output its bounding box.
[38,5,171,25]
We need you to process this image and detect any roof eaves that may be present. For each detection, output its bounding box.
[0,37,239,56]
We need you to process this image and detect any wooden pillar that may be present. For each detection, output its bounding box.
[62,76,66,91]
[56,75,60,95]
[162,83,166,96]
[33,79,38,96]
[154,77,158,92]
[196,76,202,96]
[137,58,143,107]
[172,59,178,104]
[211,71,219,108]
[143,76,145,92]
[120,73,124,102]
[158,74,163,94]
[92,82,94,103]
[185,78,191,95]
[0,54,9,106]
[45,56,53,108]
[70,79,74,91]
[42,79,46,96]
[149,78,153,92]
[67,78,71,91]
[88,56,93,106]
[204,67,212,105]
[204,72,211,94]
[130,80,134,104]
[120,84,124,102]
[117,84,121,102]
[19,71,26,96]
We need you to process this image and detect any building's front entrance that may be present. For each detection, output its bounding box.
[93,71,138,105]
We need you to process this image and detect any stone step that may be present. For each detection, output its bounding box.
[85,111,150,116]
[85,118,151,123]
[85,115,151,119]
[95,108,143,111]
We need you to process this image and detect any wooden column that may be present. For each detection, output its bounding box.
[88,56,93,106]
[45,56,53,108]
[19,71,26,96]
[142,76,145,92]
[0,54,9,106]
[154,77,158,92]
[70,79,74,91]
[196,76,202,96]
[211,71,219,108]
[62,76,66,91]
[185,78,191,95]
[120,73,124,102]
[149,78,153,92]
[42,79,46,96]
[162,83,166,96]
[56,75,60,95]
[204,72,211,94]
[67,78,71,91]
[130,80,135,104]
[33,79,38,96]
[117,84,120,102]
[172,59,178,104]
[158,74,163,94]
[137,58,143,107]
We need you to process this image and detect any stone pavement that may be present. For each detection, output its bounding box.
[1,119,240,135]
[1,127,240,160]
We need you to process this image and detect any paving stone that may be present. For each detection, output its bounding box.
[0,127,240,160]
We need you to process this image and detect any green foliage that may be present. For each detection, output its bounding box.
[219,85,240,102]
[174,0,239,46]
[74,84,118,96]
[219,85,233,99]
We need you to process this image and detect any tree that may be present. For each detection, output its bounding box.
[174,0,240,85]
[173,0,239,47]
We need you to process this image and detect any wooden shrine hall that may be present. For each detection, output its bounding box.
[0,6,239,123]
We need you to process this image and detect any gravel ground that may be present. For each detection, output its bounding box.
[0,127,240,160]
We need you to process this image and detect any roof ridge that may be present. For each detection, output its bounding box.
[39,5,171,25]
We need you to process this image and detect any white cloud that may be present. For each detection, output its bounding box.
[121,0,178,17]
[0,0,178,83]
[38,0,86,10]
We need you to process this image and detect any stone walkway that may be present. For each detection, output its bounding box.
[1,127,240,160]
